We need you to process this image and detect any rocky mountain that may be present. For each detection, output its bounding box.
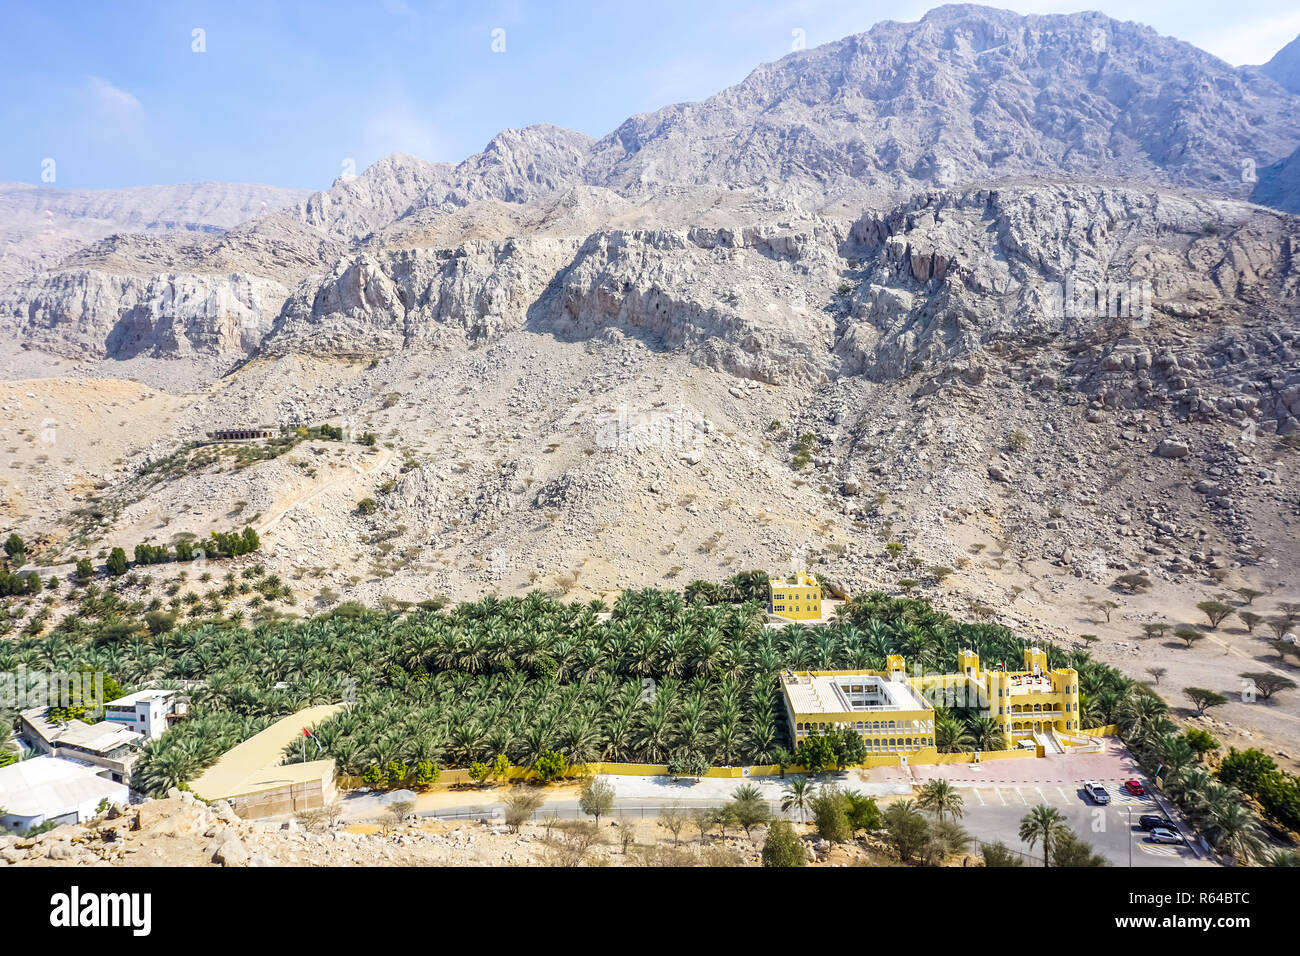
[584,5,1300,202]
[1252,146,1300,214]
[0,180,308,288]
[1260,32,1300,93]
[5,5,1300,367]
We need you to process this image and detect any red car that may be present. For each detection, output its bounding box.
[1124,779,1146,796]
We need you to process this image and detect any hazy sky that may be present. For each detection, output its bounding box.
[3,0,1298,190]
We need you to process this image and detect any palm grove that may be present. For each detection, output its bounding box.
[0,573,1292,862]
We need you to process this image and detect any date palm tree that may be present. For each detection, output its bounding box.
[917,779,965,823]
[966,716,1007,752]
[1019,804,1070,868]
[781,777,816,823]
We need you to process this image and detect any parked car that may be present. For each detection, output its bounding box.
[1138,814,1176,831]
[1124,779,1146,796]
[1148,827,1183,844]
[1084,781,1111,804]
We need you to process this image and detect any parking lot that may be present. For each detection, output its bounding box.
[954,780,1210,867]
[862,742,1213,867]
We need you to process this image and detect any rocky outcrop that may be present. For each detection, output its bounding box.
[0,269,289,358]
[264,239,579,356]
[836,185,1300,384]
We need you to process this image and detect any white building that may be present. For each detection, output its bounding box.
[103,689,185,741]
[0,755,128,832]
[19,708,145,783]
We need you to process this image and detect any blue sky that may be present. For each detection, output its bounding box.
[3,0,1299,191]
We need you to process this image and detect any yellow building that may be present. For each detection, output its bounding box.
[781,647,1083,760]
[781,655,936,755]
[769,571,822,621]
[919,647,1082,744]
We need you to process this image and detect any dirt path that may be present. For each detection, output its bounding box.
[257,446,392,535]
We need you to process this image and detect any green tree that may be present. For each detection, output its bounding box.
[1217,748,1278,795]
[1018,804,1069,868]
[106,547,128,577]
[795,730,836,776]
[726,783,771,838]
[1240,672,1296,701]
[831,727,868,769]
[3,533,25,561]
[882,800,930,863]
[414,760,440,788]
[578,777,615,826]
[490,753,512,785]
[843,790,883,834]
[1185,687,1227,716]
[916,779,965,823]
[1051,831,1107,867]
[761,820,806,867]
[780,777,816,823]
[1183,729,1219,756]
[1196,601,1234,629]
[533,749,566,783]
[467,761,490,787]
[808,786,852,843]
[980,841,1024,867]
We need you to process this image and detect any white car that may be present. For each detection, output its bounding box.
[1148,827,1183,844]
[1084,781,1111,804]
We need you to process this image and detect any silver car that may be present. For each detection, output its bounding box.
[1148,827,1183,844]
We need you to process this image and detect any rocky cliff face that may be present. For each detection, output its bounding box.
[265,239,580,356]
[1,269,290,358]
[838,185,1300,377]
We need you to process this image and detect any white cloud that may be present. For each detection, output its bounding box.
[86,75,143,116]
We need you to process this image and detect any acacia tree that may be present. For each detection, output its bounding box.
[1239,672,1296,702]
[1196,601,1234,629]
[1185,687,1227,716]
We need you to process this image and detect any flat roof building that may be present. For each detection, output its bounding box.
[781,654,937,755]
[769,571,823,621]
[19,708,144,783]
[0,755,128,832]
[103,689,186,741]
[781,647,1083,761]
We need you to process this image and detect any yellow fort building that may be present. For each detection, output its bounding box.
[768,571,822,621]
[781,647,1083,760]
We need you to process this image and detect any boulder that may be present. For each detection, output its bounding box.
[1155,438,1190,459]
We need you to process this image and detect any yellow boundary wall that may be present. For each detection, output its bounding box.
[338,727,1122,790]
[1080,724,1119,737]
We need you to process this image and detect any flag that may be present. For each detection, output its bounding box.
[303,727,323,753]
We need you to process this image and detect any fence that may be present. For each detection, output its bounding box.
[418,804,725,824]
[972,839,1045,867]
